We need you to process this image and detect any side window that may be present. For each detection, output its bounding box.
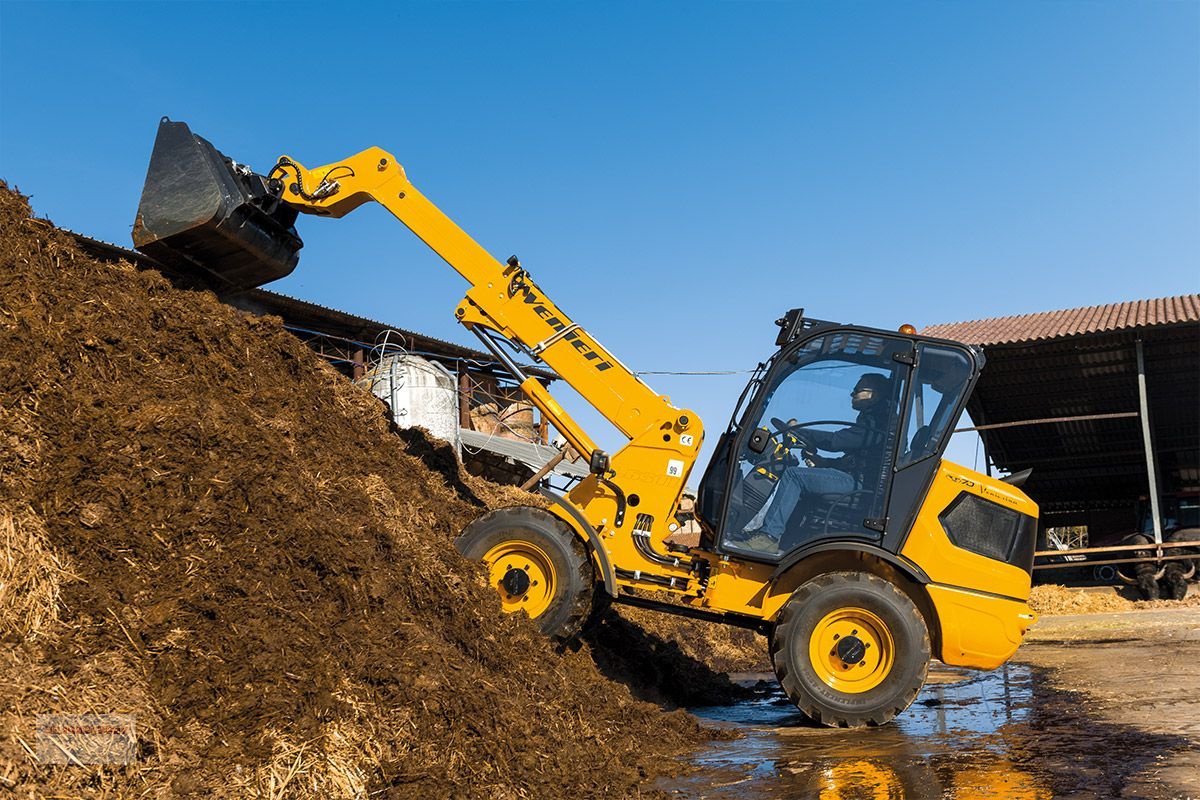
[899,345,972,468]
[720,333,910,558]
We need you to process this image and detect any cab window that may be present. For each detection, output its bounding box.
[898,345,973,469]
[720,332,910,559]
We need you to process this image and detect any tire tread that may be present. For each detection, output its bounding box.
[769,571,930,728]
[456,506,595,640]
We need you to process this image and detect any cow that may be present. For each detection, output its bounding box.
[1118,529,1198,600]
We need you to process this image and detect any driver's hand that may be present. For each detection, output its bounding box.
[802,448,817,467]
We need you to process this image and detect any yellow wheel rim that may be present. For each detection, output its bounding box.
[808,607,895,694]
[482,541,556,619]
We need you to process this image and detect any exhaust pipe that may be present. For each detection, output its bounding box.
[132,118,303,292]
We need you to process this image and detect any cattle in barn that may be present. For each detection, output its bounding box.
[1162,528,1199,600]
[1121,533,1162,600]
[1119,530,1198,600]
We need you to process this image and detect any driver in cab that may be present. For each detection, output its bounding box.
[745,372,892,544]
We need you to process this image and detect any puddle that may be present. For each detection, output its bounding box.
[664,663,1192,799]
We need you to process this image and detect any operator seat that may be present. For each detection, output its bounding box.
[778,420,899,551]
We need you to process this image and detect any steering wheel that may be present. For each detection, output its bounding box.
[769,417,856,449]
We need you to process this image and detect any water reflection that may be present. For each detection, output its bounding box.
[674,665,1053,799]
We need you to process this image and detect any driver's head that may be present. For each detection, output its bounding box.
[851,373,889,411]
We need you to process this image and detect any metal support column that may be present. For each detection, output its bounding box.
[1135,338,1163,545]
[975,407,993,477]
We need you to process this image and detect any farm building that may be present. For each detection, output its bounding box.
[924,295,1200,555]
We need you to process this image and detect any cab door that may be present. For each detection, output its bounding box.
[707,329,914,561]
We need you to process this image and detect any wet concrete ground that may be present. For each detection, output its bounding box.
[665,607,1200,799]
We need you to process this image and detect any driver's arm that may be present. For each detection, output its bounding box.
[804,451,839,468]
[806,422,869,454]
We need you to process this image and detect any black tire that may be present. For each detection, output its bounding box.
[455,506,595,640]
[770,571,930,727]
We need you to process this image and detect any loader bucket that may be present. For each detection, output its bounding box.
[132,118,303,291]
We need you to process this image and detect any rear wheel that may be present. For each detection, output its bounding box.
[770,571,930,727]
[455,506,595,640]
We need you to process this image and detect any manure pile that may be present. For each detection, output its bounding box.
[0,185,709,798]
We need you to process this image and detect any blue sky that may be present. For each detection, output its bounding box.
[2,1,1197,473]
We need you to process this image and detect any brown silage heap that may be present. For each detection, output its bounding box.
[0,184,709,798]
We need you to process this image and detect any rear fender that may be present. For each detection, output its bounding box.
[539,488,617,597]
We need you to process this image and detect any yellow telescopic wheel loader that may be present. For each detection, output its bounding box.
[132,118,1039,727]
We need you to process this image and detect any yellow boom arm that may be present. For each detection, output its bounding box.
[271,148,705,571]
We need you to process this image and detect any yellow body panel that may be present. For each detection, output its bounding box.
[926,585,1036,669]
[901,461,1038,667]
[695,557,785,614]
[901,461,1036,600]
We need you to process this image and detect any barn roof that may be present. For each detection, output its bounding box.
[924,295,1200,532]
[923,294,1200,346]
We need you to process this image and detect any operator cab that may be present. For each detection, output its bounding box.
[697,310,981,562]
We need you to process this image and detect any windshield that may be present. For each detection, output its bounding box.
[719,331,911,558]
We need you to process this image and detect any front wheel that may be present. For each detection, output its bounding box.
[455,506,595,640]
[770,571,930,727]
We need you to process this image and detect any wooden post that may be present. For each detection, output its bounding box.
[458,369,472,430]
[519,446,578,492]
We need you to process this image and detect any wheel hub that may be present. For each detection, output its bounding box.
[808,606,896,694]
[481,540,556,619]
[501,566,531,597]
[835,634,867,666]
